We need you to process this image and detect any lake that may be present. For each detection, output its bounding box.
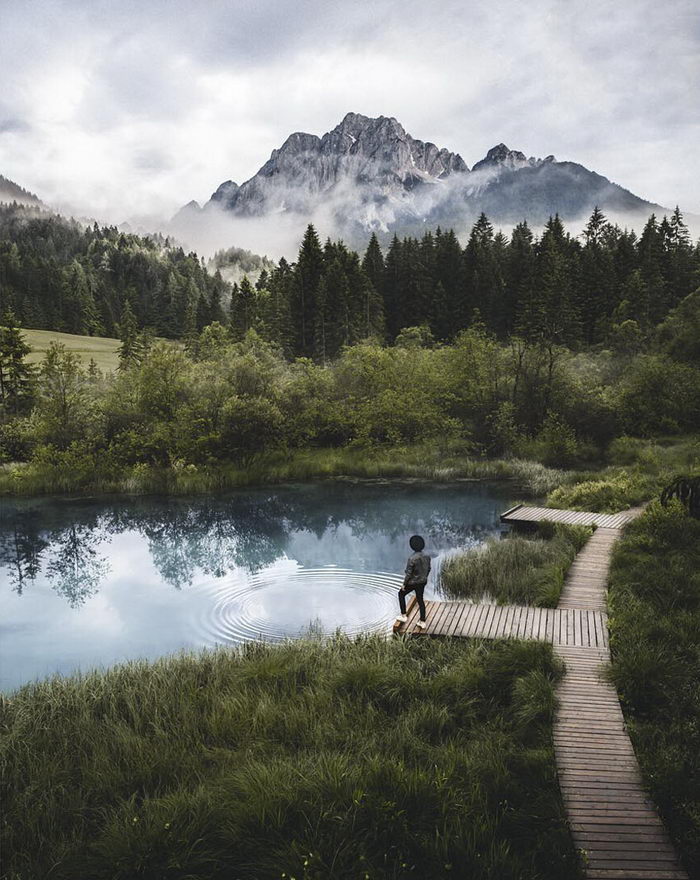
[0,481,512,691]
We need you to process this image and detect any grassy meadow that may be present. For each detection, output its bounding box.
[21,327,122,372]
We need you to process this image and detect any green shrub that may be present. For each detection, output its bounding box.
[547,471,653,512]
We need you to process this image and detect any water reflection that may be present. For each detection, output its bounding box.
[0,482,511,690]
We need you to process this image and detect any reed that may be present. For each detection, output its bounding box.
[440,523,592,607]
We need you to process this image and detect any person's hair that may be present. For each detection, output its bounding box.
[409,534,425,552]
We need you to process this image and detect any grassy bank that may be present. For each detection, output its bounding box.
[441,523,592,607]
[0,636,580,880]
[0,443,570,498]
[607,501,700,877]
[547,435,700,512]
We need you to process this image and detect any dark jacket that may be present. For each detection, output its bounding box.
[404,551,431,588]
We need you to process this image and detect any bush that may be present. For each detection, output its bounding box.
[547,471,653,512]
[517,415,593,468]
[0,417,35,462]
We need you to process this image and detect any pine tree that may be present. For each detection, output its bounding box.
[117,300,143,369]
[361,233,385,293]
[638,215,668,325]
[509,222,536,338]
[291,225,324,357]
[463,213,504,331]
[433,228,465,340]
[382,235,403,339]
[0,310,35,416]
[578,207,615,343]
[230,277,257,340]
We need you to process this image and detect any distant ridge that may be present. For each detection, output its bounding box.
[0,175,42,206]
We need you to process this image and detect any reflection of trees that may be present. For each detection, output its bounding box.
[0,508,48,595]
[0,503,111,607]
[45,522,110,607]
[106,500,290,588]
[0,483,509,601]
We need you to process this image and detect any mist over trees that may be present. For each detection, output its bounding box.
[1,204,698,363]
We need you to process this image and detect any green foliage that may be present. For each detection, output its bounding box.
[519,414,584,468]
[656,289,700,365]
[661,475,700,517]
[441,523,592,607]
[607,502,700,875]
[32,342,101,450]
[616,355,700,435]
[0,310,35,416]
[547,472,652,513]
[548,437,700,513]
[0,636,580,880]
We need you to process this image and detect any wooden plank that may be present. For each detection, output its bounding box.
[486,604,503,639]
[431,602,452,634]
[445,602,468,637]
[463,603,485,636]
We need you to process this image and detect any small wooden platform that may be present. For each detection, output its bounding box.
[394,504,688,879]
[500,504,642,530]
[396,599,609,648]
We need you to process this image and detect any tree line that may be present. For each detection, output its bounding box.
[1,202,698,362]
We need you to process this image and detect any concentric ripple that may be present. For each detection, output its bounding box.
[194,564,404,646]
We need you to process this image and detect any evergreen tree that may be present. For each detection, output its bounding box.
[230,277,257,341]
[361,233,385,293]
[463,213,504,331]
[433,229,465,340]
[291,225,324,357]
[0,310,35,415]
[578,207,615,343]
[117,300,143,369]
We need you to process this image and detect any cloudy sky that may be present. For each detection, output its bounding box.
[1,0,698,225]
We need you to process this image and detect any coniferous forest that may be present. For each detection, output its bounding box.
[1,203,698,359]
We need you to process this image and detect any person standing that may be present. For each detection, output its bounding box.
[396,534,430,629]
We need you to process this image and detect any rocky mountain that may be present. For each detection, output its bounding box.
[175,113,664,244]
[0,175,42,206]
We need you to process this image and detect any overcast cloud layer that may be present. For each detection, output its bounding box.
[1,0,698,231]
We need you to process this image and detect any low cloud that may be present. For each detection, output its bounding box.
[1,0,698,246]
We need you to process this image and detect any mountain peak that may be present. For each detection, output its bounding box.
[176,114,660,242]
[472,144,534,172]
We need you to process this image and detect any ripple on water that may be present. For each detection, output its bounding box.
[195,565,404,645]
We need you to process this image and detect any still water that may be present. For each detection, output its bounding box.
[0,482,511,691]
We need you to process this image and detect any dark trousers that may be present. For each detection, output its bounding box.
[399,584,426,621]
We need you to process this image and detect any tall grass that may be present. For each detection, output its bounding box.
[1,636,581,880]
[441,523,592,607]
[607,500,700,877]
[0,444,571,498]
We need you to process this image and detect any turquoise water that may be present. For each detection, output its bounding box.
[0,482,511,691]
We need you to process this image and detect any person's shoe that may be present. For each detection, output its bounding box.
[416,620,427,629]
[395,614,408,623]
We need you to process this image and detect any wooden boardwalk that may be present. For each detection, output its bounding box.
[395,505,687,880]
[501,504,641,530]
